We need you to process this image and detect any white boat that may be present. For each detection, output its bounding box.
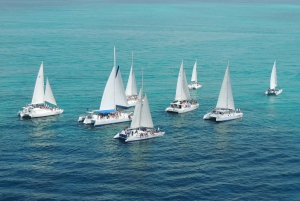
[114,88,164,142]
[188,60,202,89]
[265,61,283,95]
[203,63,243,122]
[81,47,131,126]
[125,52,138,107]
[19,62,63,118]
[165,60,199,113]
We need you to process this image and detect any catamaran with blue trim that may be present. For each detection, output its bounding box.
[78,47,131,126]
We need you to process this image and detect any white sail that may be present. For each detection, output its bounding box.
[216,64,235,110]
[31,62,45,105]
[175,60,191,101]
[140,93,154,128]
[191,60,197,82]
[130,89,143,129]
[125,52,138,96]
[115,66,129,107]
[44,78,57,106]
[270,61,277,90]
[99,66,116,111]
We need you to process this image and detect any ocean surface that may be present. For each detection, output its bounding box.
[1,1,300,200]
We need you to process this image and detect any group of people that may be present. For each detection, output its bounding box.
[30,104,58,111]
[123,127,160,139]
[97,112,120,119]
[126,95,138,101]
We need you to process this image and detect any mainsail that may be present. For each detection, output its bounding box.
[216,64,235,110]
[175,60,191,101]
[31,62,45,105]
[99,47,129,110]
[270,61,277,90]
[191,60,197,83]
[125,52,138,96]
[130,89,143,129]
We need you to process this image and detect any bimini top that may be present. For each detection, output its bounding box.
[96,109,117,114]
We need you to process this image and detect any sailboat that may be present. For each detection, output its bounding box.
[203,62,243,122]
[114,88,164,142]
[165,60,199,113]
[80,47,131,126]
[125,52,138,107]
[19,62,63,118]
[265,61,283,95]
[188,60,202,89]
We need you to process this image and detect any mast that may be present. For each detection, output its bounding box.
[114,47,116,110]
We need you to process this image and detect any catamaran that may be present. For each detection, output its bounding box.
[265,61,282,95]
[79,47,131,126]
[165,60,199,113]
[188,60,202,89]
[203,63,243,122]
[19,62,63,118]
[125,52,138,107]
[114,88,164,142]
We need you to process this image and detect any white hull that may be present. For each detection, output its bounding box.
[265,89,282,96]
[78,115,86,122]
[127,98,137,107]
[114,129,164,142]
[83,114,96,124]
[188,83,202,89]
[94,114,131,126]
[19,107,63,118]
[203,109,243,122]
[165,101,199,114]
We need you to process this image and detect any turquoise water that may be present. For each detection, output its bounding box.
[1,1,300,200]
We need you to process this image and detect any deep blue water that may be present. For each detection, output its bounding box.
[1,1,300,200]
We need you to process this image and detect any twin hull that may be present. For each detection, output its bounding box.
[165,103,199,114]
[19,108,63,118]
[203,112,243,122]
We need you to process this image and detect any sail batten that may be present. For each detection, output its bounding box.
[31,62,45,105]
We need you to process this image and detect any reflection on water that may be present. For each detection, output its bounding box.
[24,116,59,171]
[211,119,242,150]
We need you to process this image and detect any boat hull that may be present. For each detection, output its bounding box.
[265,89,283,96]
[203,110,243,122]
[94,112,132,126]
[19,108,63,118]
[165,103,199,113]
[114,129,164,142]
[188,83,202,89]
[127,99,137,107]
